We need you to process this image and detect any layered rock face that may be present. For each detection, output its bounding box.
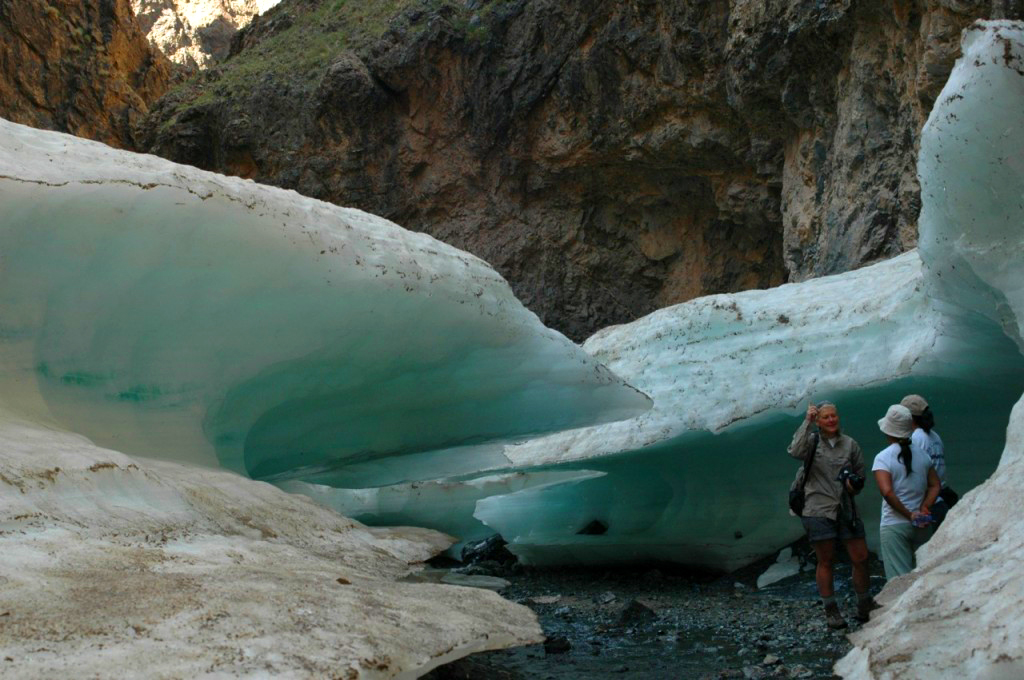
[0,0,171,149]
[140,0,1021,339]
[131,0,280,69]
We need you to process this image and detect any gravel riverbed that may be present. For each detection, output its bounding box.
[424,542,887,680]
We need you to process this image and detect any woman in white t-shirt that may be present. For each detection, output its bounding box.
[871,404,942,579]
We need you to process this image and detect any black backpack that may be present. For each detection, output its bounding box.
[788,432,819,517]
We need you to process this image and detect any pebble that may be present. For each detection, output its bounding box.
[530,595,562,605]
[618,599,658,625]
[543,636,571,654]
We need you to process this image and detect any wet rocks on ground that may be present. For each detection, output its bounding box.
[425,538,885,679]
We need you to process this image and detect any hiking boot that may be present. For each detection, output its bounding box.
[854,597,881,623]
[824,602,848,629]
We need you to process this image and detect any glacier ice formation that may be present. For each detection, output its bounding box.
[1,16,1023,679]
[0,118,652,676]
[0,117,650,480]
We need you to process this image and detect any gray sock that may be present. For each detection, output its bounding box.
[821,595,836,607]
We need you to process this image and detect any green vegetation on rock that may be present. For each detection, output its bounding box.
[162,0,496,124]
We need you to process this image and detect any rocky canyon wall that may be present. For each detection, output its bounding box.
[0,0,170,149]
[139,0,1022,339]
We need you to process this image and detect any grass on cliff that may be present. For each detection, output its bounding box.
[162,0,496,125]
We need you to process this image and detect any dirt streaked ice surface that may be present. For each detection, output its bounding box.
[0,417,541,678]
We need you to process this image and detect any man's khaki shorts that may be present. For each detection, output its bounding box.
[801,515,866,542]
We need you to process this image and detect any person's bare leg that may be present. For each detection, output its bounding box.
[813,539,846,628]
[845,536,879,621]
[845,537,870,594]
[812,539,836,597]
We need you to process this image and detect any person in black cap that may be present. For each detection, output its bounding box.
[900,394,957,525]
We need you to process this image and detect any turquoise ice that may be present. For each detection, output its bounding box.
[0,121,650,481]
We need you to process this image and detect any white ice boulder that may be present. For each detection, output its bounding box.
[0,414,541,677]
[756,548,802,589]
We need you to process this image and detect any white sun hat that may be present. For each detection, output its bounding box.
[878,404,914,439]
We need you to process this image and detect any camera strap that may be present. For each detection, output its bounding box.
[844,451,860,523]
[799,432,819,491]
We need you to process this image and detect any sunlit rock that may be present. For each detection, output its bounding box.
[837,20,1024,679]
[132,0,279,68]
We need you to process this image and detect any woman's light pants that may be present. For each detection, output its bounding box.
[879,523,932,579]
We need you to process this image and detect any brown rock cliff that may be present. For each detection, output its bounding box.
[0,0,171,149]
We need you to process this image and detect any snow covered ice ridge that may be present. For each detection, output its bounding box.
[0,118,653,676]
[837,20,1024,680]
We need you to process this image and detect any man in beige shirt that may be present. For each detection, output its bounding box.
[789,402,878,628]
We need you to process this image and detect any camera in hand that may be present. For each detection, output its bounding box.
[836,465,865,491]
[912,513,934,528]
